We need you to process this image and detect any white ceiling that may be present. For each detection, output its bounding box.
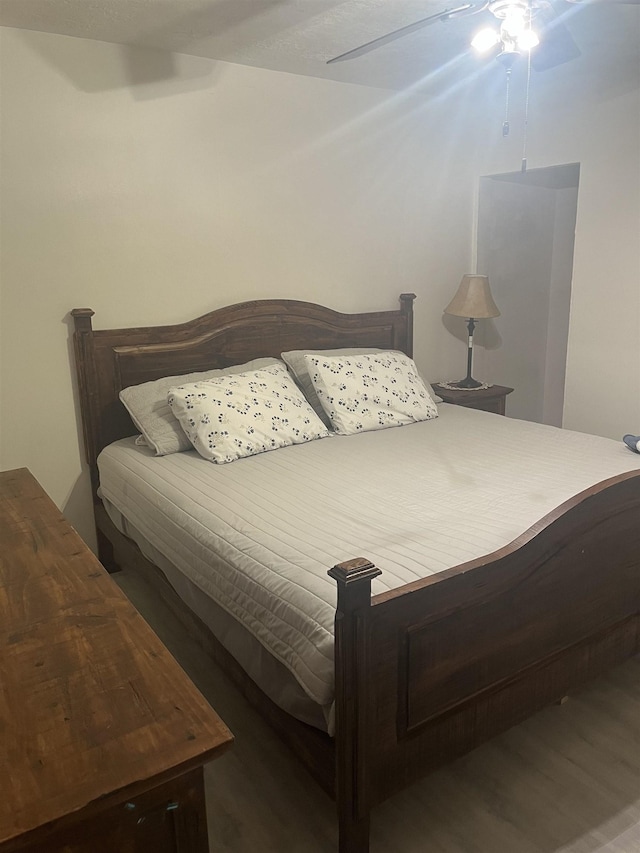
[0,0,638,91]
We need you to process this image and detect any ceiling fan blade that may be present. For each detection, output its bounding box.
[326,3,482,64]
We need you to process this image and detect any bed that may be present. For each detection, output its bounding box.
[71,295,640,853]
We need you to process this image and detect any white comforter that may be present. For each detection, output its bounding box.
[97,405,640,707]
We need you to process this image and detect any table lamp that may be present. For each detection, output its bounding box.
[444,274,500,389]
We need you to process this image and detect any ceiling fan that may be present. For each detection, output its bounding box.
[326,0,636,72]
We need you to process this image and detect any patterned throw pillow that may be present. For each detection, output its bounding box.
[168,363,329,463]
[305,351,438,435]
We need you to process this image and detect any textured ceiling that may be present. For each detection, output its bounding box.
[0,0,638,91]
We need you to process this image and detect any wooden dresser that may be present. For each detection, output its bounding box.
[0,468,233,853]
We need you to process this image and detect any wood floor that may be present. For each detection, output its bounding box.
[116,571,640,853]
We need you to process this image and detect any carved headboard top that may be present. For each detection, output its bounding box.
[71,294,416,495]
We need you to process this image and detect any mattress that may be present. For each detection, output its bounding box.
[97,404,640,713]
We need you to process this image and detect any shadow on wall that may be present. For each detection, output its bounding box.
[4,0,294,98]
[14,29,219,99]
[63,469,97,553]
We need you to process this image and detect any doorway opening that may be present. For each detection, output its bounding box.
[477,163,579,426]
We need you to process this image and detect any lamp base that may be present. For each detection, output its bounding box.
[449,377,483,389]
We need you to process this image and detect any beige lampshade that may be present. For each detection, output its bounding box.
[444,275,500,319]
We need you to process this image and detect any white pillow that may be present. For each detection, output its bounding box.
[281,348,386,426]
[305,351,438,436]
[168,363,329,463]
[282,348,442,425]
[119,358,281,456]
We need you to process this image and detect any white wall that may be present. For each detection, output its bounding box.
[0,28,478,547]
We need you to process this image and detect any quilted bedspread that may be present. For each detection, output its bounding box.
[98,405,640,707]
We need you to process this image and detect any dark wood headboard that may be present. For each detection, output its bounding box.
[72,294,416,496]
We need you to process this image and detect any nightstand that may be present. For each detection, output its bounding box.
[432,384,514,416]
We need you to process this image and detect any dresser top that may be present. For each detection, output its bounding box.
[0,468,233,847]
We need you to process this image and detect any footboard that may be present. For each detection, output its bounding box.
[330,471,640,852]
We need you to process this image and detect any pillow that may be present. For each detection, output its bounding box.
[281,348,386,426]
[305,351,438,436]
[281,347,441,425]
[167,362,329,464]
[120,358,281,456]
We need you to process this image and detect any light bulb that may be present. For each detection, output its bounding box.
[471,28,500,53]
[517,29,540,50]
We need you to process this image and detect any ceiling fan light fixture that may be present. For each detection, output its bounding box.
[501,6,528,37]
[471,27,501,53]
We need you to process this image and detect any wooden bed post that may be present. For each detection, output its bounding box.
[328,557,382,853]
[399,293,415,358]
[71,308,120,572]
[71,309,100,496]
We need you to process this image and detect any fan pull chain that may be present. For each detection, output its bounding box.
[503,67,512,137]
[521,38,532,170]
